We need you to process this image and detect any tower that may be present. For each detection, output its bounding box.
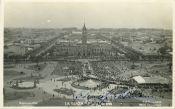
[81,23,87,57]
[82,23,87,45]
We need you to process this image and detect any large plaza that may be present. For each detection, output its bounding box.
[3,24,172,106]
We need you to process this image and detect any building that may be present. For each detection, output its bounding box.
[82,23,87,45]
[81,23,88,57]
[130,75,171,91]
[48,23,116,59]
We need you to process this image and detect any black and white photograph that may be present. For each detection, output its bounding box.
[2,0,173,107]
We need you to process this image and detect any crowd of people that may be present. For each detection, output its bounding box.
[91,61,132,82]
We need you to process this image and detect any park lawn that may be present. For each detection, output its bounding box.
[57,77,71,82]
[112,98,143,106]
[26,63,47,71]
[36,97,74,106]
[158,98,172,106]
[151,91,172,99]
[4,70,25,76]
[109,87,128,95]
[4,91,34,100]
[4,87,53,106]
[54,88,75,95]
[14,76,44,81]
[4,65,15,69]
[4,70,26,83]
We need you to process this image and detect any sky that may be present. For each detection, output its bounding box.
[4,0,172,29]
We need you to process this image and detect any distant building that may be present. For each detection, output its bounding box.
[72,31,82,35]
[130,75,171,90]
[51,23,115,58]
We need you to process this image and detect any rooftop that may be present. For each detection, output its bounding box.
[133,75,169,84]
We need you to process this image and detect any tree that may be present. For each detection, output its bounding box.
[16,80,18,87]
[158,47,167,54]
[38,66,41,71]
[31,73,33,77]
[168,62,172,71]
[20,71,24,75]
[34,81,36,88]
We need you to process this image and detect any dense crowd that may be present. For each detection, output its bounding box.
[91,61,131,82]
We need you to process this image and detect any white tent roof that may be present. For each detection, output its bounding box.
[133,76,145,84]
[133,75,169,84]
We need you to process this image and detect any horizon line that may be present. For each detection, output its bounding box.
[4,26,172,30]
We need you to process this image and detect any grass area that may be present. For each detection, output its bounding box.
[112,98,144,106]
[14,76,44,81]
[4,65,15,69]
[54,88,75,96]
[35,97,74,106]
[151,64,166,68]
[4,70,25,76]
[4,91,34,100]
[57,77,72,82]
[148,90,172,99]
[71,79,108,90]
[52,61,82,76]
[26,63,47,71]
[109,87,128,95]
